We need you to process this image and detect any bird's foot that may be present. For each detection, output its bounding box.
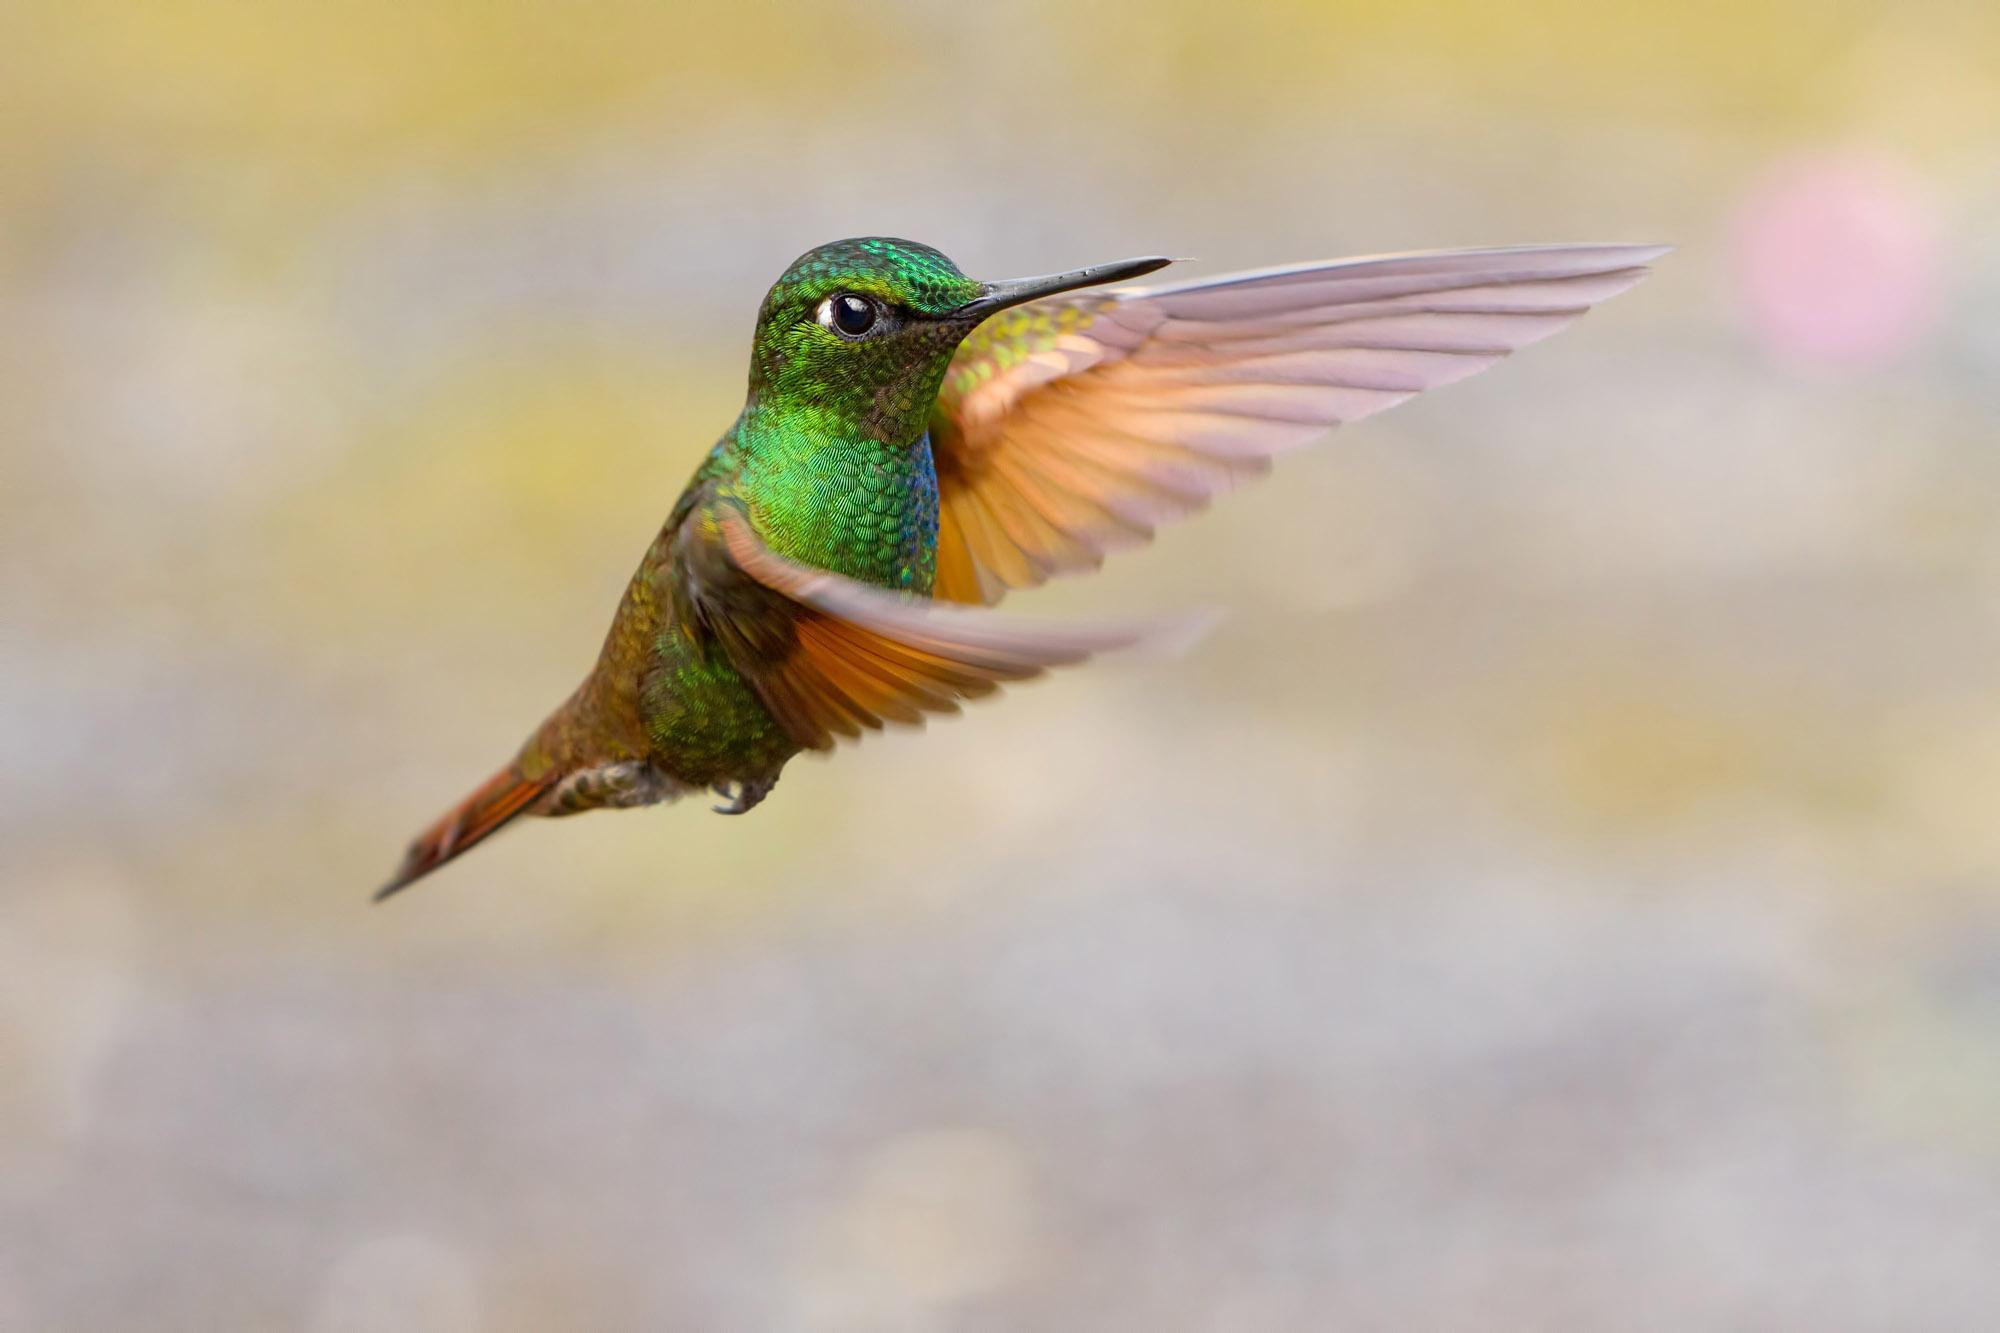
[711,775,777,816]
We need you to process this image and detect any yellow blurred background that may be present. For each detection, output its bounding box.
[5,1,1998,1328]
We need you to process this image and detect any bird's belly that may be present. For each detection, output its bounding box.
[639,623,796,785]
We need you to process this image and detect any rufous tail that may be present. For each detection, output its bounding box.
[375,763,555,902]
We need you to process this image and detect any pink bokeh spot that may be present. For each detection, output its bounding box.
[1732,151,1942,368]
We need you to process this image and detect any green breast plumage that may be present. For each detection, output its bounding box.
[730,406,940,595]
[633,410,942,786]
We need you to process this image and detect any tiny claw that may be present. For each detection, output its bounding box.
[710,776,775,816]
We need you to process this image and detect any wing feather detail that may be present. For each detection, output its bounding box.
[930,243,1667,604]
[688,505,1183,751]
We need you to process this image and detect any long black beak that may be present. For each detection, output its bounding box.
[956,255,1173,320]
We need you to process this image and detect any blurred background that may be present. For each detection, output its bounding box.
[4,1,1998,1328]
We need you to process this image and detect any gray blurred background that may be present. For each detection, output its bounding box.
[4,1,1998,1328]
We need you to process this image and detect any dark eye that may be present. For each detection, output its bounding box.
[819,293,879,338]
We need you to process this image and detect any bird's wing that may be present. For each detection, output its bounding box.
[929,243,1667,605]
[676,498,1176,751]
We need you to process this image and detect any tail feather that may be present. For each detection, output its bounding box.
[375,764,555,902]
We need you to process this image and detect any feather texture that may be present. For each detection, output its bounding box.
[375,764,555,900]
[930,243,1668,604]
[704,504,1168,748]
[702,505,1174,750]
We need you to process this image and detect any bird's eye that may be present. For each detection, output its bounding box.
[818,293,880,339]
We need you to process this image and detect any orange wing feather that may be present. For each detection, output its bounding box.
[929,244,1668,605]
[698,506,1182,751]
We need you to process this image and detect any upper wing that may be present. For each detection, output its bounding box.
[929,243,1668,605]
[677,499,1179,751]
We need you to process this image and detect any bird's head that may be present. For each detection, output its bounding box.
[745,237,1169,440]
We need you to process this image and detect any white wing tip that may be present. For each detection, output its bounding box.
[1124,607,1226,660]
[1125,241,1674,298]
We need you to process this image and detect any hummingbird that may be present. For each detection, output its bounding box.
[377,237,1664,899]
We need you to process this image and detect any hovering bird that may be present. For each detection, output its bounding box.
[377,237,1664,899]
